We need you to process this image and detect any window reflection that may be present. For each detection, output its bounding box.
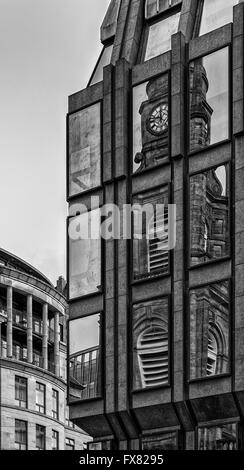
[133,75,169,173]
[190,165,230,266]
[189,48,229,152]
[68,209,101,299]
[199,0,237,36]
[68,103,101,197]
[90,45,113,86]
[133,187,169,279]
[142,432,177,450]
[69,314,101,402]
[144,11,180,61]
[190,281,230,380]
[133,298,169,390]
[198,424,238,450]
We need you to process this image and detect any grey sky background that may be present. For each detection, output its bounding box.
[0,0,110,284]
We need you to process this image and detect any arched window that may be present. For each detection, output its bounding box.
[148,206,169,274]
[137,326,168,388]
[207,330,218,376]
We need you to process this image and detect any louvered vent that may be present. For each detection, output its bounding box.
[148,208,169,274]
[138,327,168,388]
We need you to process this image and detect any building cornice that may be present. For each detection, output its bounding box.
[0,266,66,314]
[0,357,66,388]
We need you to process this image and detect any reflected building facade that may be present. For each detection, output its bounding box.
[67,0,244,450]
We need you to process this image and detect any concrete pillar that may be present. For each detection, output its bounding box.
[54,312,60,376]
[27,294,33,364]
[42,303,48,370]
[171,32,186,403]
[7,286,13,358]
[0,320,2,358]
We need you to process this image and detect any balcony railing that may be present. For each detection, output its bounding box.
[1,341,57,374]
[1,340,7,358]
[33,354,44,368]
[69,347,101,401]
[12,344,28,363]
[13,308,27,329]
[11,310,55,343]
[33,317,43,336]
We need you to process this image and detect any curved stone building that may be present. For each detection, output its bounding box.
[0,248,88,450]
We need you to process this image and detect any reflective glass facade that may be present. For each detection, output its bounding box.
[199,0,238,36]
[133,298,169,390]
[69,314,101,402]
[68,103,101,197]
[90,45,113,86]
[68,208,101,299]
[189,281,230,380]
[198,423,238,450]
[144,11,180,61]
[133,75,169,173]
[190,164,230,266]
[189,47,229,152]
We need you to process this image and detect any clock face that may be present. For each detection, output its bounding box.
[147,103,168,136]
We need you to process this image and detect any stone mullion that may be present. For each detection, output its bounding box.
[233,3,244,409]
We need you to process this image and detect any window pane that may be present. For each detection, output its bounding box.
[142,432,177,450]
[52,390,59,419]
[15,420,27,450]
[144,11,180,61]
[133,298,169,390]
[69,314,101,402]
[133,188,169,279]
[90,45,113,86]
[190,165,230,266]
[65,438,75,450]
[189,48,229,152]
[69,209,101,299]
[52,430,59,450]
[15,376,27,408]
[199,0,237,36]
[68,103,101,197]
[133,75,169,173]
[145,0,181,19]
[36,424,46,450]
[198,423,238,450]
[36,383,45,413]
[190,281,230,380]
[36,425,45,450]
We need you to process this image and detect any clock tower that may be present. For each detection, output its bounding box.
[134,75,169,172]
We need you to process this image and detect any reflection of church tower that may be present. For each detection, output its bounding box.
[190,282,229,380]
[135,75,169,171]
[191,167,229,264]
[190,59,213,152]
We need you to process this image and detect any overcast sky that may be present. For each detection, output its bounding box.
[0,0,110,284]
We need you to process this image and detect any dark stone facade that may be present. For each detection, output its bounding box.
[67,0,244,450]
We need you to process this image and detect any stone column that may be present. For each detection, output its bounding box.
[7,286,13,358]
[42,303,48,370]
[27,294,33,364]
[54,312,60,376]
